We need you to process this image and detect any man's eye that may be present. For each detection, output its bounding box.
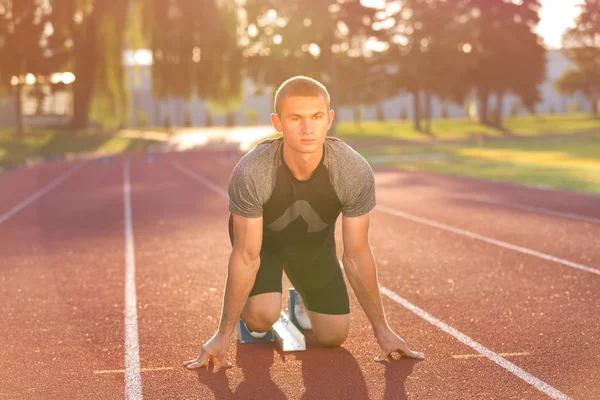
[314,115,323,119]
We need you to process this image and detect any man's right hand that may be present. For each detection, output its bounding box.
[183,332,233,371]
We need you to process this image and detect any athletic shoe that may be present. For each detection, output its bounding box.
[243,320,268,338]
[294,292,312,331]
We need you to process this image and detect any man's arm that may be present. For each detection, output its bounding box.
[341,213,389,335]
[184,213,262,370]
[217,213,263,337]
[342,212,424,361]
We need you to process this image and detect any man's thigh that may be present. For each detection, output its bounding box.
[288,256,351,347]
[307,311,349,347]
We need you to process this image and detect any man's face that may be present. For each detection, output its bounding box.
[270,95,335,155]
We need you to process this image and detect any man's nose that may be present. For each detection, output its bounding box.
[302,119,314,133]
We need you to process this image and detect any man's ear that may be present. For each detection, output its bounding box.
[270,113,282,132]
[328,109,335,129]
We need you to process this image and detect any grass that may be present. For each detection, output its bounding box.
[0,127,160,170]
[2,113,599,193]
[335,112,600,144]
[357,135,600,194]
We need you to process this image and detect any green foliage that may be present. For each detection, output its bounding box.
[244,109,259,124]
[137,109,150,127]
[555,0,600,116]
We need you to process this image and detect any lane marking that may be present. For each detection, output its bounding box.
[447,194,600,225]
[380,287,571,400]
[171,159,574,399]
[171,161,229,198]
[123,161,142,400]
[453,352,531,359]
[376,204,600,276]
[94,367,173,375]
[0,163,84,224]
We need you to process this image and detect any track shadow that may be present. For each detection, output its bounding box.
[382,356,420,400]
[232,343,286,399]
[295,347,369,400]
[193,364,233,400]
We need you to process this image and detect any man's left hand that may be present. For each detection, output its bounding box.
[374,328,425,362]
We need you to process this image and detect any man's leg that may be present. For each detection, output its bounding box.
[289,258,350,347]
[307,311,349,347]
[229,213,283,333]
[241,292,282,332]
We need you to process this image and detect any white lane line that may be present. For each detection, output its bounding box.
[95,367,173,375]
[0,163,84,224]
[453,352,531,359]
[123,161,142,400]
[449,194,600,225]
[171,161,229,198]
[380,287,571,400]
[376,204,600,276]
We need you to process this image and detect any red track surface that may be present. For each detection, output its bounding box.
[1,151,598,400]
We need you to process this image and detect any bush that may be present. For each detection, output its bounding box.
[400,103,408,121]
[245,109,259,125]
[136,110,150,128]
[567,101,580,113]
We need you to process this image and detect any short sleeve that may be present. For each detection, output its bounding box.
[228,158,263,218]
[341,156,376,217]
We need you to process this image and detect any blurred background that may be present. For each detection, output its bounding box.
[0,0,599,192]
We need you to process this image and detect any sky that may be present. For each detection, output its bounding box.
[536,0,584,49]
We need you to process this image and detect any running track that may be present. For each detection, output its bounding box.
[1,150,598,400]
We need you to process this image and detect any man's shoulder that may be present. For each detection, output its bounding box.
[236,136,282,167]
[324,137,370,169]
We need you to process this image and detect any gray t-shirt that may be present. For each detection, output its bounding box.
[228,137,375,217]
[228,136,375,258]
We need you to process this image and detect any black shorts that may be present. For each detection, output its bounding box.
[228,214,350,315]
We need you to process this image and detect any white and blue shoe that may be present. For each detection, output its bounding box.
[237,319,275,344]
[289,288,312,331]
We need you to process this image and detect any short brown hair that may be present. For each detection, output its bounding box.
[274,76,330,116]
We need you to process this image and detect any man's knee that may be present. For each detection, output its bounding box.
[314,329,348,347]
[309,312,349,347]
[241,293,281,332]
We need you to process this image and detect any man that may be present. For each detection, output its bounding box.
[184,76,424,370]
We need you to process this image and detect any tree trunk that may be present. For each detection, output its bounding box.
[495,91,504,128]
[353,105,361,126]
[424,91,432,134]
[15,83,24,138]
[70,14,97,131]
[205,108,213,127]
[326,55,339,136]
[226,111,235,127]
[376,102,385,121]
[412,89,422,131]
[478,88,490,125]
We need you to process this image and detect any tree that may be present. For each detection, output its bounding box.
[143,0,243,121]
[0,0,58,136]
[241,0,383,135]
[380,0,474,132]
[555,0,600,118]
[48,0,133,130]
[465,0,546,127]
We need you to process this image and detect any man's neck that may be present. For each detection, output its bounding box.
[283,144,323,181]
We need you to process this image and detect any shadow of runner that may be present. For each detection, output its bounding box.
[383,357,420,400]
[233,343,286,399]
[296,347,369,400]
[193,365,232,400]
